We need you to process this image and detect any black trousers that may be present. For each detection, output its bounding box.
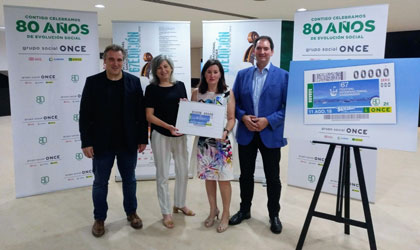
[238,132,281,219]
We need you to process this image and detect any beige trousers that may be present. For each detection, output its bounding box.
[151,130,189,215]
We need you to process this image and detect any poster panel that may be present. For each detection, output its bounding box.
[292,4,389,60]
[286,59,420,202]
[203,19,282,182]
[112,21,191,180]
[4,6,98,197]
[288,5,390,201]
[285,59,420,151]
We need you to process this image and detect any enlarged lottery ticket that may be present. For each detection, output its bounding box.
[304,63,396,124]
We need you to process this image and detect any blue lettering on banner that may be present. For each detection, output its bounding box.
[125,32,140,73]
[216,31,231,73]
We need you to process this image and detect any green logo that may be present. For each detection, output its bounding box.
[36,96,45,104]
[41,176,50,185]
[75,153,83,161]
[73,114,79,122]
[371,97,380,106]
[308,175,316,183]
[71,74,79,83]
[38,136,47,145]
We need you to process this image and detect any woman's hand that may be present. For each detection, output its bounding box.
[168,125,183,136]
[221,130,228,140]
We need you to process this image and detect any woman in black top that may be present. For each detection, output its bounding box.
[145,54,195,229]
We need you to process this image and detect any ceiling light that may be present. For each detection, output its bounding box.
[95,4,105,8]
[297,8,307,12]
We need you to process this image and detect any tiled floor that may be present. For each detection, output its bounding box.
[1,116,419,250]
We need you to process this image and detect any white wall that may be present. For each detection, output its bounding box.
[0,31,8,71]
[98,38,112,71]
[191,47,202,78]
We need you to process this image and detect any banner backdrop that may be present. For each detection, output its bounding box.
[202,19,283,182]
[112,21,191,180]
[292,4,389,60]
[4,6,98,197]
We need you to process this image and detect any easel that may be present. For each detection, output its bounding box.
[296,141,377,250]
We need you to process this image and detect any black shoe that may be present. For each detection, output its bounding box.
[270,216,283,234]
[229,211,251,225]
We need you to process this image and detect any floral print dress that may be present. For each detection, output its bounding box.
[196,91,233,181]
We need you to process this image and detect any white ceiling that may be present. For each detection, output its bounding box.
[1,0,420,48]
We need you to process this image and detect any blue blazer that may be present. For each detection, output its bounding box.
[232,64,288,148]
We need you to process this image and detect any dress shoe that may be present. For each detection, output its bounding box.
[173,206,196,216]
[92,220,105,237]
[228,211,251,225]
[204,209,219,228]
[162,214,174,229]
[270,216,283,234]
[127,213,143,229]
[217,215,229,233]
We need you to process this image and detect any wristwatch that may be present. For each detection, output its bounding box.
[223,128,231,135]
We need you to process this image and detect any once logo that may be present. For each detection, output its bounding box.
[41,176,50,185]
[73,114,79,122]
[75,153,83,160]
[36,96,45,104]
[38,136,47,145]
[308,175,316,183]
[71,74,79,83]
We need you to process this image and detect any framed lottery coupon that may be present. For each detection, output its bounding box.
[176,101,226,139]
[304,63,396,124]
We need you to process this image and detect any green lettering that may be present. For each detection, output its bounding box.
[351,21,364,33]
[326,23,337,34]
[16,20,27,32]
[365,20,375,32]
[303,23,311,35]
[339,21,350,33]
[43,22,55,33]
[68,24,80,34]
[80,24,89,35]
[57,23,68,34]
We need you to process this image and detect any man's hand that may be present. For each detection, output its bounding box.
[82,146,94,158]
[138,144,147,153]
[242,115,259,131]
[252,117,269,131]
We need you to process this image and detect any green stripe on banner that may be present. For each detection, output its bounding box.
[307,84,313,108]
[281,21,294,71]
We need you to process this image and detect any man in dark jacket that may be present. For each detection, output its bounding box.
[79,44,148,237]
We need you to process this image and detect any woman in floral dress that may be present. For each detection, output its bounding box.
[191,59,236,233]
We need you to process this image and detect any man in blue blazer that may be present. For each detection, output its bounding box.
[230,36,288,234]
[79,44,148,237]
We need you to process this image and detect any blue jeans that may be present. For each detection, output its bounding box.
[92,150,138,220]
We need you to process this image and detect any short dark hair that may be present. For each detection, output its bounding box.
[198,59,227,94]
[253,35,274,50]
[103,44,127,60]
